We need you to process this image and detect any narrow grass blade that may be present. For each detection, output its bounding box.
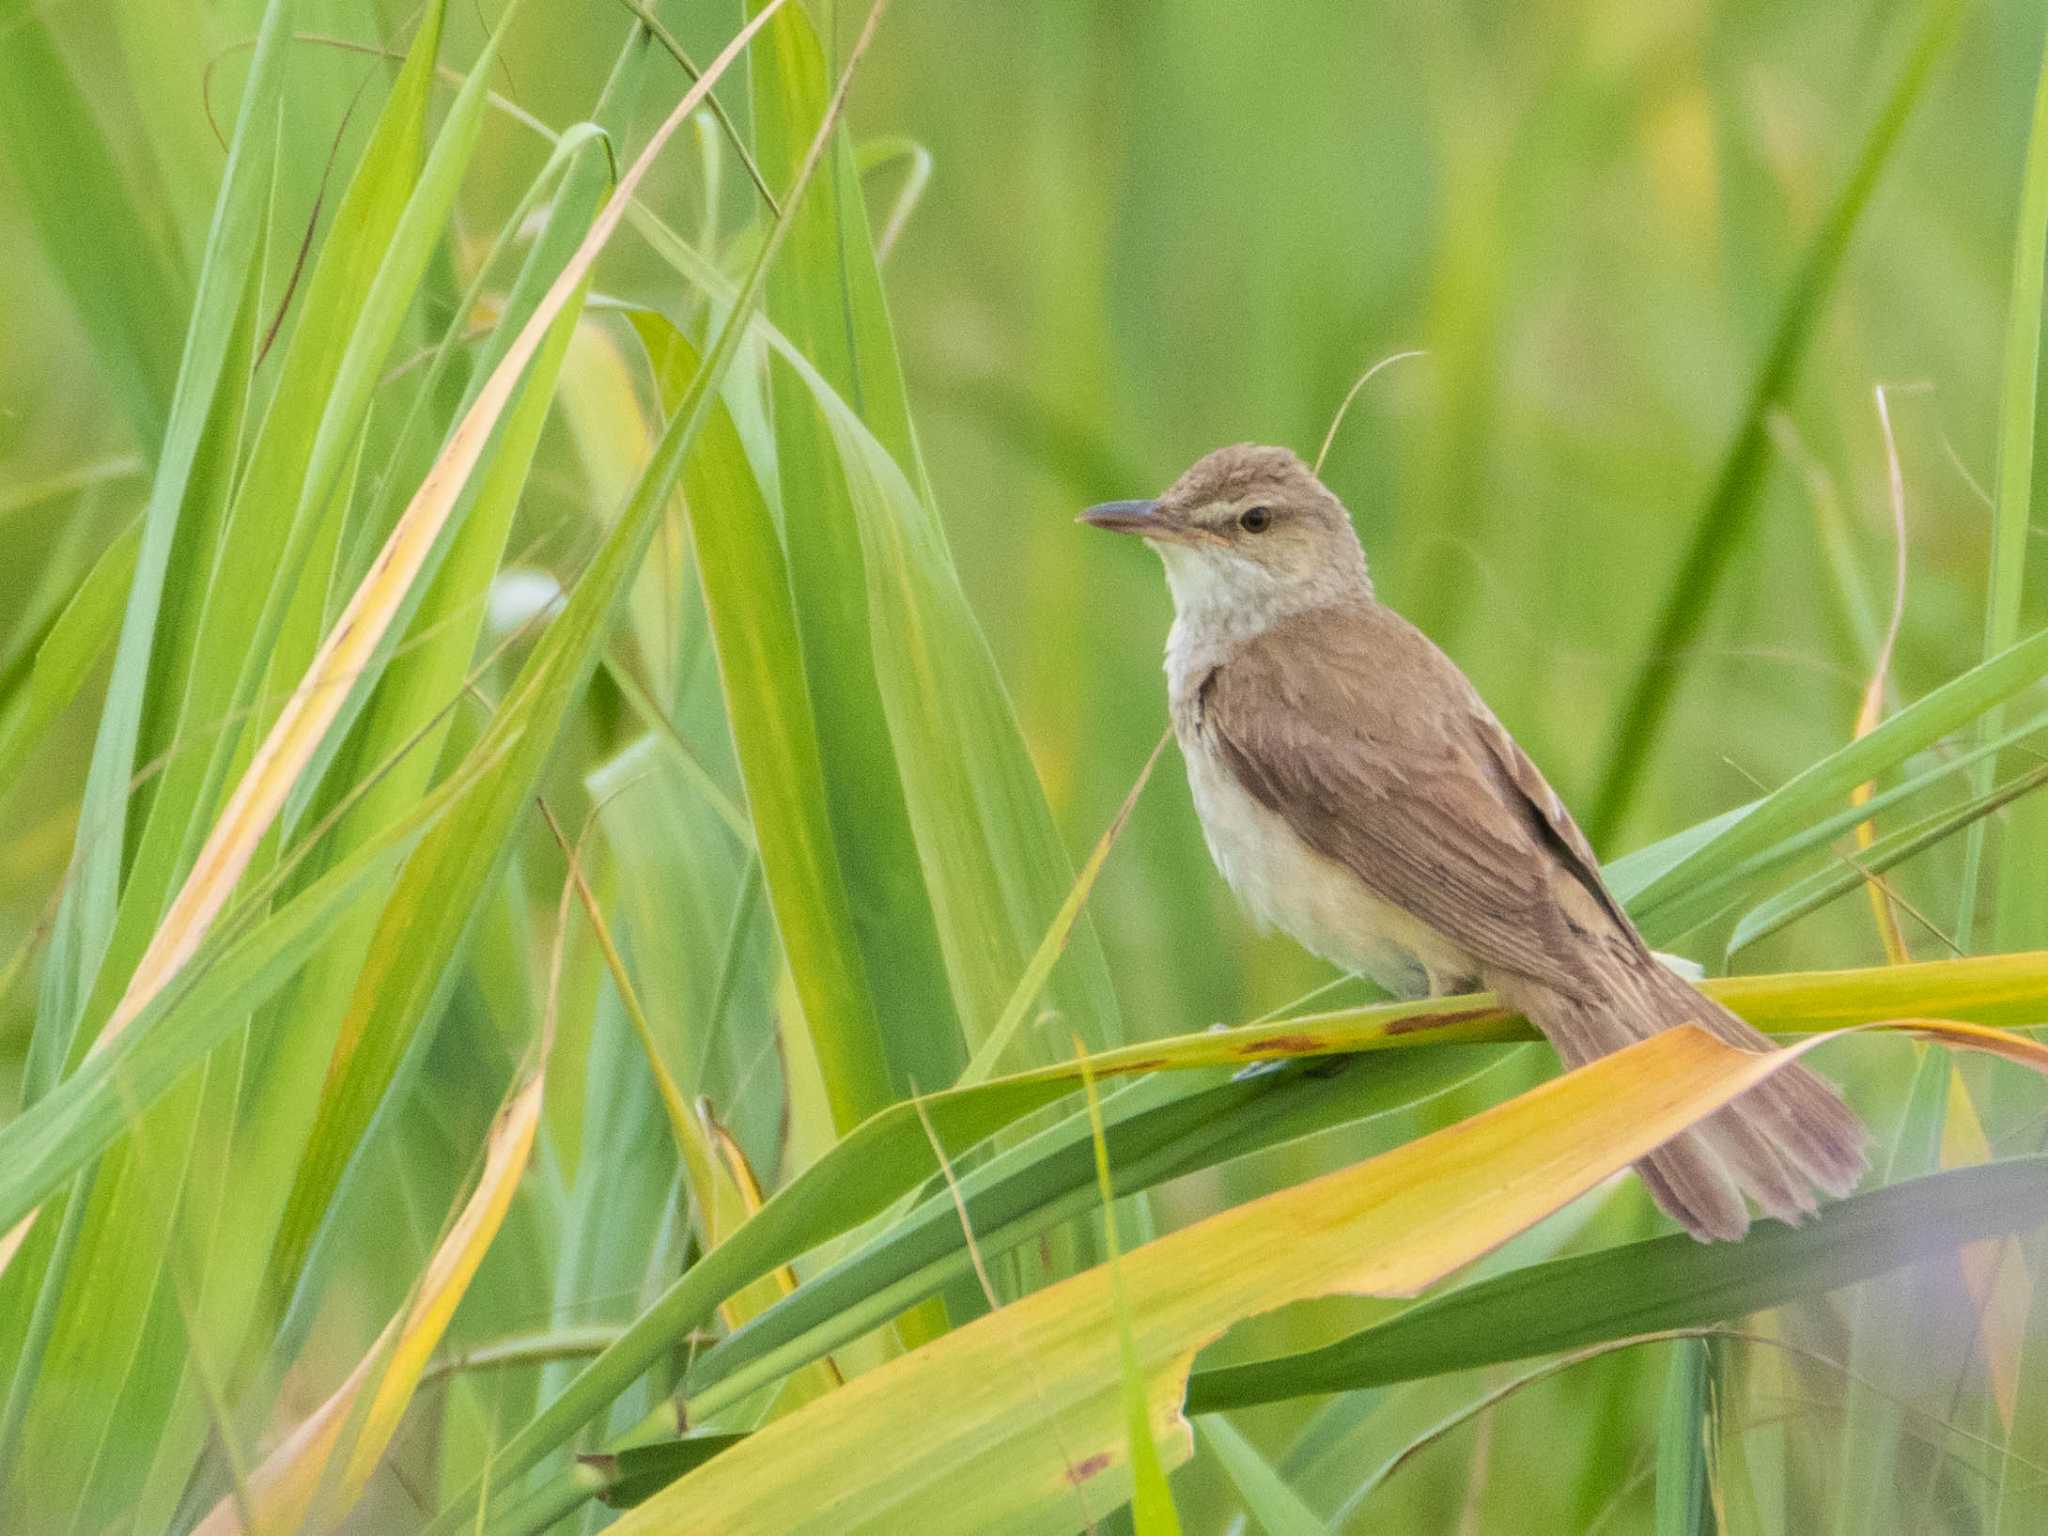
[0,731,514,1238]
[1654,1338,1717,1536]
[1728,759,2048,955]
[1080,1047,1182,1535]
[1624,630,2048,941]
[0,521,141,799]
[961,727,1169,1084]
[191,1048,549,1534]
[28,0,292,1095]
[1201,1417,1330,1536]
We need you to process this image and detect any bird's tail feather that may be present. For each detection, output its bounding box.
[1491,950,1867,1242]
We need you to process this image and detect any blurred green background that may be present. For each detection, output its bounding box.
[3,0,2047,1530]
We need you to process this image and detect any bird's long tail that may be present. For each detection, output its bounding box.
[1489,950,1867,1242]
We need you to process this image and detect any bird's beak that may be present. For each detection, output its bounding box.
[1078,498,1165,537]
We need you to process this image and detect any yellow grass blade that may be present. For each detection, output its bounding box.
[1944,1069,2033,1429]
[192,1060,547,1534]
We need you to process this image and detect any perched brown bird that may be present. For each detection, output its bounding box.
[1082,443,1865,1240]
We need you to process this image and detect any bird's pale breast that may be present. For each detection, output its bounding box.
[1177,723,1478,999]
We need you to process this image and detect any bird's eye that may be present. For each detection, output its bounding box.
[1238,506,1271,533]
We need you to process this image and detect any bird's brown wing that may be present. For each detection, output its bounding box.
[1200,600,1628,992]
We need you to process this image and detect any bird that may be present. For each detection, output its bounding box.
[1080,443,1866,1241]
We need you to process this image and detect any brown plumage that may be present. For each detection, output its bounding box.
[1083,443,1867,1241]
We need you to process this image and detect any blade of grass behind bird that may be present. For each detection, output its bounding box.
[1976,28,2048,953]
[1830,1045,1953,1536]
[1202,1416,1331,1536]
[1586,0,1968,843]
[1618,631,2048,943]
[0,523,143,801]
[1727,757,2048,955]
[1617,699,2048,942]
[1654,1337,1718,1536]
[1079,1048,1184,1535]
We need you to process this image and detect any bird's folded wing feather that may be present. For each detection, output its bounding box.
[1202,602,1625,991]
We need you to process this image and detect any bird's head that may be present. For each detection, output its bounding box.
[1080,444,1371,627]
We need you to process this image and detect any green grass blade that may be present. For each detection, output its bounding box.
[0,0,185,451]
[1654,1338,1717,1536]
[1623,625,2048,940]
[680,1053,1492,1419]
[1728,759,2048,955]
[1082,1050,1182,1535]
[0,733,513,1240]
[0,522,141,801]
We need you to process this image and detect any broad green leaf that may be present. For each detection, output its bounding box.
[631,314,894,1132]
[748,2,965,1093]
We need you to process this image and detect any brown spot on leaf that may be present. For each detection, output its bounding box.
[1382,1006,1505,1036]
[1240,1033,1324,1055]
[1067,1453,1112,1484]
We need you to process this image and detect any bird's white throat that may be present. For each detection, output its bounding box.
[1156,540,1371,702]
[1157,543,1295,698]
